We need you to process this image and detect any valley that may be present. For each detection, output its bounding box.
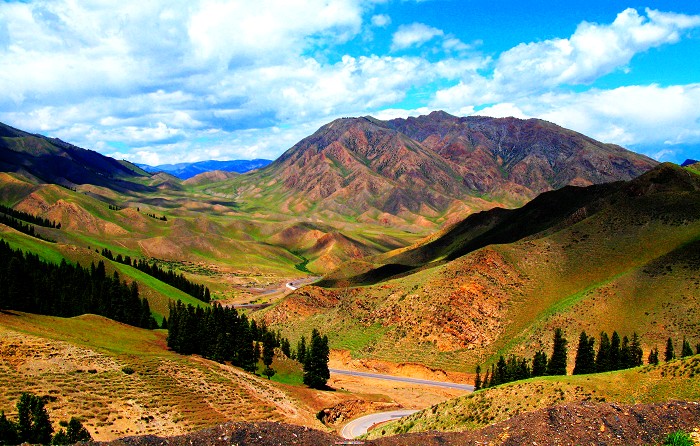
[1,114,699,444]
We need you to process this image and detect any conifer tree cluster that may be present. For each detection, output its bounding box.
[0,239,156,329]
[297,329,330,389]
[166,301,289,373]
[0,204,60,229]
[474,329,696,389]
[0,393,91,445]
[475,329,566,390]
[0,212,56,242]
[101,248,210,303]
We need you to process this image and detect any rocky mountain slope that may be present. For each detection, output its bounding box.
[208,112,657,228]
[263,163,700,369]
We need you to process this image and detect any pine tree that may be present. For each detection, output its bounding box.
[547,328,568,376]
[665,338,675,362]
[296,336,307,364]
[17,393,53,444]
[474,365,482,391]
[696,343,700,355]
[303,329,330,389]
[495,356,506,386]
[531,350,548,377]
[630,332,643,367]
[262,334,276,379]
[681,338,693,357]
[620,335,631,369]
[573,331,596,375]
[596,332,611,372]
[482,367,490,389]
[0,411,19,445]
[648,347,659,365]
[610,331,621,371]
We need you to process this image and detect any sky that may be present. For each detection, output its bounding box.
[1,0,699,165]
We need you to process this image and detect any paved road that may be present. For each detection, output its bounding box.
[286,276,321,291]
[330,368,475,391]
[340,409,420,439]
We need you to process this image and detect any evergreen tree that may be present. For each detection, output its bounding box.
[531,350,548,377]
[296,336,308,365]
[547,328,568,376]
[696,343,700,355]
[0,411,19,445]
[648,347,659,365]
[620,335,631,369]
[17,393,53,444]
[303,329,330,389]
[665,338,675,362]
[494,356,507,386]
[66,417,92,443]
[681,338,693,357]
[482,367,490,389]
[629,333,643,367]
[280,338,291,358]
[573,331,596,375]
[596,332,611,372]
[474,365,482,391]
[610,331,621,371]
[262,334,276,379]
[488,364,496,387]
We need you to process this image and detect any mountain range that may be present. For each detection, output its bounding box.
[1,112,699,443]
[136,159,272,180]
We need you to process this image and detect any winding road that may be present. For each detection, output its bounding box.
[340,409,420,439]
[330,368,475,391]
[332,368,473,438]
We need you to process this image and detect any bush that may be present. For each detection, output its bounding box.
[664,430,693,446]
[121,367,135,375]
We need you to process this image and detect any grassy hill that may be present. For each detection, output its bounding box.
[366,354,700,438]
[0,312,323,441]
[262,163,700,371]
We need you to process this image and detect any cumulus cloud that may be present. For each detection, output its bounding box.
[391,23,444,50]
[0,2,698,164]
[371,14,391,27]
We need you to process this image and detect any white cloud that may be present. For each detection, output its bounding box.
[371,14,391,27]
[0,2,698,165]
[391,22,444,50]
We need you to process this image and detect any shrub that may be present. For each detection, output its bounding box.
[664,430,693,446]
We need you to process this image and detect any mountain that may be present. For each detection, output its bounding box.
[137,159,272,179]
[681,159,699,167]
[0,122,147,192]
[263,163,700,369]
[216,112,657,228]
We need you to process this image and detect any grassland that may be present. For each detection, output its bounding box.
[0,312,320,441]
[366,354,700,439]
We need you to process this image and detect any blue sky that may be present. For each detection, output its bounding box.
[1,0,699,165]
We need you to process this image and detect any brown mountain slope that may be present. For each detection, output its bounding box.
[386,111,656,196]
[211,112,657,228]
[262,163,700,370]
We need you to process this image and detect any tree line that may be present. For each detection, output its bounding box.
[101,248,210,303]
[166,301,331,389]
[0,204,60,229]
[0,213,56,243]
[475,329,699,390]
[0,239,156,329]
[0,393,91,445]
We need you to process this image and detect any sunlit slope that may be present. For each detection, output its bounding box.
[366,354,700,438]
[263,164,700,370]
[0,312,316,442]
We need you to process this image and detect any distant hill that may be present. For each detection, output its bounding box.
[681,159,699,167]
[0,122,149,192]
[137,159,272,179]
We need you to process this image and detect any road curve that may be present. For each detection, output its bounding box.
[340,409,420,439]
[330,368,475,391]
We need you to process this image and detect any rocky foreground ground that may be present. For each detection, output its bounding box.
[90,400,700,446]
